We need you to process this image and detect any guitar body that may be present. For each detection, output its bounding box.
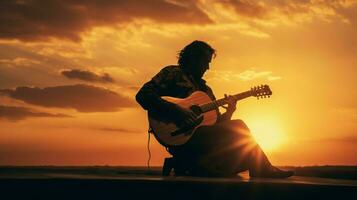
[148,91,218,147]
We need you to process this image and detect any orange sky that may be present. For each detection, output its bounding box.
[0,0,356,166]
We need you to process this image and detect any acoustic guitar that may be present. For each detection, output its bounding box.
[148,85,272,147]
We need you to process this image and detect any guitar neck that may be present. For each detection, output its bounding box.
[200,90,252,113]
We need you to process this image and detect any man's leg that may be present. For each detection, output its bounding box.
[193,119,293,178]
[213,119,273,174]
[222,119,294,178]
[183,119,270,175]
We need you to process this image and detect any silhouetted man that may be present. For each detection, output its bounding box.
[136,40,293,178]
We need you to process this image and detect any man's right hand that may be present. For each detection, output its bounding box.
[173,105,198,127]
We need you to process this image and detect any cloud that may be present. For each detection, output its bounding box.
[217,0,267,19]
[0,0,212,41]
[0,84,135,112]
[0,0,355,42]
[237,70,272,81]
[61,69,115,83]
[126,86,141,91]
[0,105,71,121]
[208,69,282,82]
[94,127,141,134]
[214,0,357,25]
[0,57,41,67]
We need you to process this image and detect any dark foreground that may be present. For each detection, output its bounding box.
[0,166,356,200]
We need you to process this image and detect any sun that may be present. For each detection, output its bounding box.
[247,118,287,152]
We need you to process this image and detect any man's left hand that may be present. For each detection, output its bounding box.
[222,94,237,114]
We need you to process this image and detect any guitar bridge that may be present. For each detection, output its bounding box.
[170,125,193,136]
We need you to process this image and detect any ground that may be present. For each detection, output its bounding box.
[0,166,356,199]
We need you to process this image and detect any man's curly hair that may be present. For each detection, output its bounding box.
[177,40,216,68]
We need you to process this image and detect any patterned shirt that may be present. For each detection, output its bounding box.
[136,65,222,121]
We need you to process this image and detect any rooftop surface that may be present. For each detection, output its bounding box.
[0,166,356,199]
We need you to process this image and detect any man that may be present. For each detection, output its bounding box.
[136,40,293,178]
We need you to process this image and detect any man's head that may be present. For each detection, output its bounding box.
[177,40,216,79]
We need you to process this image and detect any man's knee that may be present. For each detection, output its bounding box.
[231,119,244,125]
[231,119,250,130]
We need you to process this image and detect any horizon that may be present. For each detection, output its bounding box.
[1,0,357,166]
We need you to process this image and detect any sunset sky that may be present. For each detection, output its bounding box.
[0,0,356,166]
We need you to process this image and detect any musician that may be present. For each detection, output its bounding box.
[136,40,293,178]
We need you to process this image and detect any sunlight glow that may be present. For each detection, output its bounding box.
[247,118,287,152]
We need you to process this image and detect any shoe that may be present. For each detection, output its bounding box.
[162,157,175,176]
[250,166,294,179]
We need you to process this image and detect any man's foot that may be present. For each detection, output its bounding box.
[250,166,294,179]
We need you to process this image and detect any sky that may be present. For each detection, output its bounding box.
[0,0,356,166]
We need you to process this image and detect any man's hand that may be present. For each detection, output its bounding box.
[222,94,237,114]
[173,105,198,127]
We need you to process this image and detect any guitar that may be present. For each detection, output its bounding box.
[148,85,272,147]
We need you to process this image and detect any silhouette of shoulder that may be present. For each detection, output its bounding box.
[153,65,181,79]
[150,65,183,86]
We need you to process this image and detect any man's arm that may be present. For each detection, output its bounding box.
[135,67,178,117]
[136,66,199,126]
[204,86,237,123]
[217,109,235,122]
[217,94,237,123]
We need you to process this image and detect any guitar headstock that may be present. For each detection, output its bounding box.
[251,84,272,99]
